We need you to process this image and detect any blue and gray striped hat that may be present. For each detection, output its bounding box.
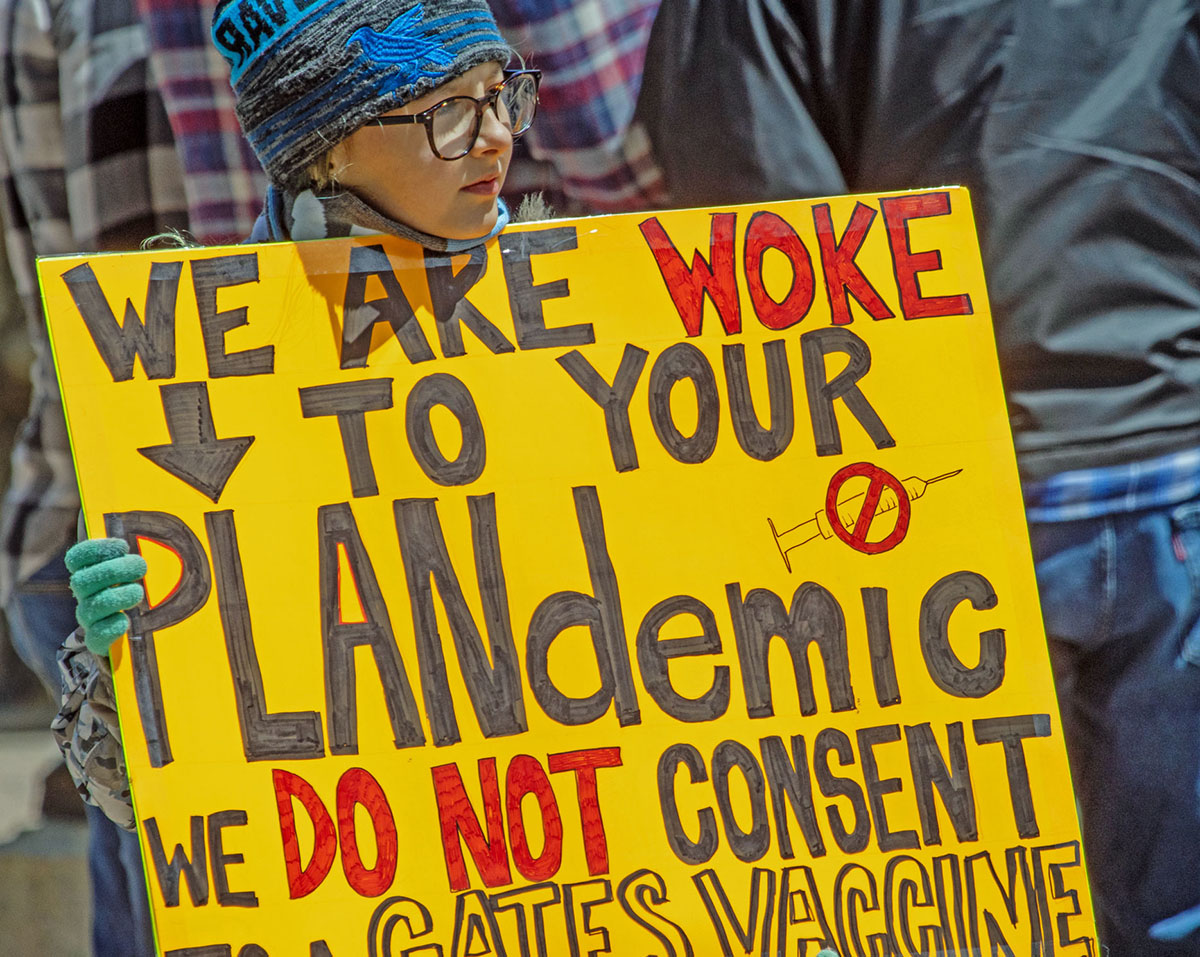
[212,0,512,189]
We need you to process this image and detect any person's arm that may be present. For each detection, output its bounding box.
[51,627,136,830]
[49,537,148,830]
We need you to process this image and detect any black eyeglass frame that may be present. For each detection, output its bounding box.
[372,69,542,160]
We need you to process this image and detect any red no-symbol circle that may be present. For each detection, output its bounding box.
[825,462,911,554]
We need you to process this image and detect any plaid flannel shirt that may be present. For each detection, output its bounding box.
[1023,447,1200,524]
[0,0,189,607]
[134,0,264,245]
[492,0,666,213]
[0,0,267,610]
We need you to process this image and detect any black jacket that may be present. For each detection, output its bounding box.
[637,0,1200,481]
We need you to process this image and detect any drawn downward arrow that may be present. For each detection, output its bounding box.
[138,381,255,502]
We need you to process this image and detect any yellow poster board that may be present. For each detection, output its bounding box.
[42,189,1098,956]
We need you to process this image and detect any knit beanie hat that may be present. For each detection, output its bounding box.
[212,0,512,190]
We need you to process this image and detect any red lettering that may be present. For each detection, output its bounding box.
[272,769,336,899]
[743,211,815,329]
[506,754,564,882]
[433,758,512,891]
[639,213,741,336]
[134,535,184,607]
[879,192,973,320]
[336,767,397,897]
[548,747,622,875]
[813,202,895,326]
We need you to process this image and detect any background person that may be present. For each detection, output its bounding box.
[135,0,266,244]
[0,0,191,951]
[490,0,665,214]
[636,1,1200,951]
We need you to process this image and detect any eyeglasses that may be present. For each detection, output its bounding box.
[373,70,541,161]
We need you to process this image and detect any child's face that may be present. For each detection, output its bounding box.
[331,61,513,240]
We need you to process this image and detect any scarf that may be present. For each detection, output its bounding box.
[248,185,510,251]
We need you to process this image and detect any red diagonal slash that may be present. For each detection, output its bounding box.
[825,462,911,554]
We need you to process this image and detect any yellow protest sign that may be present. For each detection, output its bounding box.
[42,189,1098,956]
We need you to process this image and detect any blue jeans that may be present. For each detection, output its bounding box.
[6,550,155,957]
[1030,498,1200,955]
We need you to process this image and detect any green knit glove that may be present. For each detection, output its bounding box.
[66,538,148,655]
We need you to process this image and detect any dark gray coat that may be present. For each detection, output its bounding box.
[637,0,1200,481]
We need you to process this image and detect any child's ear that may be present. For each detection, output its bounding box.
[328,141,350,178]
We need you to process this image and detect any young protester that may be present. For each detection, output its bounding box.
[54,0,540,827]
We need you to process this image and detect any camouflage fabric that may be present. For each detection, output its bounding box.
[51,629,135,831]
